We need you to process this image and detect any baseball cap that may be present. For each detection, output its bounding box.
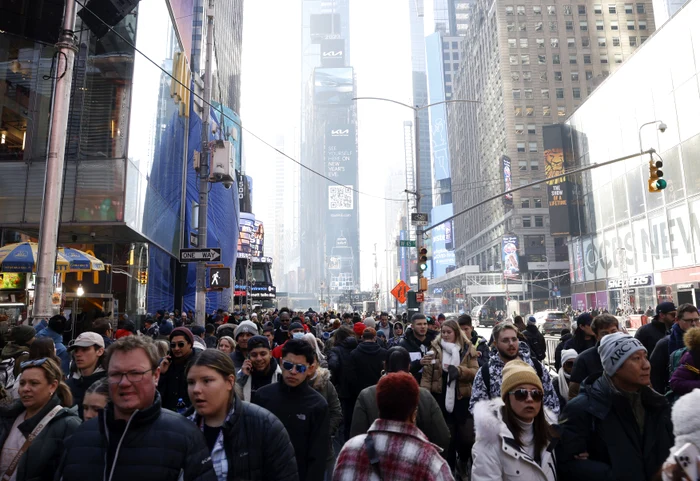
[69,331,105,350]
[656,302,677,315]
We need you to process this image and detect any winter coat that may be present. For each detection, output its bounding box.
[328,337,357,399]
[65,367,106,416]
[188,396,299,481]
[230,348,246,370]
[347,341,387,399]
[669,327,700,397]
[564,333,597,355]
[471,332,490,367]
[252,380,330,481]
[556,372,674,481]
[158,350,197,411]
[524,325,547,361]
[350,383,450,452]
[35,328,69,375]
[469,344,560,418]
[309,367,344,464]
[421,338,479,399]
[650,335,671,393]
[57,392,216,481]
[472,398,557,481]
[237,359,282,401]
[554,333,574,371]
[635,319,668,354]
[0,342,30,377]
[0,396,81,481]
[569,343,603,387]
[399,328,437,383]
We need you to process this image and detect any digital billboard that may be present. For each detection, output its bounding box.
[502,155,513,205]
[314,68,354,105]
[425,32,451,181]
[543,124,580,236]
[502,236,520,279]
[321,38,346,67]
[431,203,456,277]
[238,213,264,258]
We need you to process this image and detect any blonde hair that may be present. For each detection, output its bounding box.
[22,358,73,407]
[217,336,235,351]
[438,319,469,350]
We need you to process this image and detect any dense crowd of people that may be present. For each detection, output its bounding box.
[0,302,696,480]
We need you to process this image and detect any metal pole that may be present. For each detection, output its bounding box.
[33,0,78,320]
[414,108,423,313]
[195,0,214,327]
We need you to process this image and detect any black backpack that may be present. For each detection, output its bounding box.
[525,331,547,362]
[482,358,545,396]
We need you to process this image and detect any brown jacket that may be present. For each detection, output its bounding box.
[421,337,479,399]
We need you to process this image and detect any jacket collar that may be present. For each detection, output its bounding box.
[101,391,163,434]
[16,395,66,436]
[368,419,442,452]
[582,372,668,419]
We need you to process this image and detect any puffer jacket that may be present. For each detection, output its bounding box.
[328,337,357,398]
[310,367,344,464]
[556,372,674,481]
[472,398,557,481]
[421,338,479,399]
[57,392,216,481]
[0,396,81,481]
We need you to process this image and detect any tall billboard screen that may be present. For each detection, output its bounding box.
[321,38,346,67]
[543,124,580,236]
[325,125,359,293]
[238,213,264,258]
[314,68,354,105]
[431,203,456,277]
[502,236,520,279]
[502,155,513,204]
[425,32,451,181]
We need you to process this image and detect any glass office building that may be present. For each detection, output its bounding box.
[559,0,700,310]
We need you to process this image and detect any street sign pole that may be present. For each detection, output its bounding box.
[413,108,424,314]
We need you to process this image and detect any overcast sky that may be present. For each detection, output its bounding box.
[240,0,413,292]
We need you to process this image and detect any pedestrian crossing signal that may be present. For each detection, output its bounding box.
[208,267,231,290]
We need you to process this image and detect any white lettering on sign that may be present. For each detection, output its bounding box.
[608,275,652,289]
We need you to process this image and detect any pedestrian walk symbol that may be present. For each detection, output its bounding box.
[208,267,230,290]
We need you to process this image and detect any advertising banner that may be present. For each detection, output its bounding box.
[237,213,264,258]
[237,172,252,214]
[431,203,456,277]
[425,32,451,181]
[314,68,354,105]
[399,231,409,283]
[543,124,580,236]
[502,155,513,205]
[310,13,341,41]
[502,236,520,279]
[321,38,346,67]
[572,293,587,311]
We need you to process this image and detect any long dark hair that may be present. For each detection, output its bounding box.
[28,337,62,366]
[331,325,353,347]
[502,394,555,462]
[385,346,411,373]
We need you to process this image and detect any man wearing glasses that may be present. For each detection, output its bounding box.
[252,339,330,481]
[57,335,216,481]
[158,327,198,411]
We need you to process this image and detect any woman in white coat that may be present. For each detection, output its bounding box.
[472,360,558,481]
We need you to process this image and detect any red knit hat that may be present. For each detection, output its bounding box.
[353,322,366,336]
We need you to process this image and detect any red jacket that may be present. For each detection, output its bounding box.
[271,341,287,359]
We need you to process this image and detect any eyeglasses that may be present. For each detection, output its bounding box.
[170,342,187,349]
[20,358,48,369]
[107,369,153,384]
[681,317,700,324]
[509,388,544,402]
[282,360,308,374]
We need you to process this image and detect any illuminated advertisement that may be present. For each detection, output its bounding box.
[502,155,513,204]
[543,124,580,236]
[502,236,520,279]
[237,213,264,258]
[314,68,354,105]
[399,230,409,283]
[0,273,26,290]
[425,32,451,181]
[431,203,456,278]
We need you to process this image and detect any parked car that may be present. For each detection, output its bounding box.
[534,310,570,335]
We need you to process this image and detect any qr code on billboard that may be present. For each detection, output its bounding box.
[329,185,353,210]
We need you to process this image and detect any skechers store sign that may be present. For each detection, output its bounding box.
[608,275,653,289]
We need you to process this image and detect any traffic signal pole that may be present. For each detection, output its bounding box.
[413,108,423,313]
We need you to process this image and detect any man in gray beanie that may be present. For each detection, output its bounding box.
[556,332,674,481]
[230,320,259,370]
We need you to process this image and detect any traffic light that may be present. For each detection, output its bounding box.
[419,247,429,272]
[648,158,667,193]
[138,270,148,285]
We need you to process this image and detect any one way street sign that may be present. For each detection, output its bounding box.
[179,248,222,263]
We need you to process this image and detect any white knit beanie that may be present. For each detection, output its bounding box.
[561,349,578,366]
[363,317,377,329]
[671,389,700,450]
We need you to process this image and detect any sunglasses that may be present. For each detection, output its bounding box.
[20,358,48,369]
[170,342,187,349]
[509,388,544,402]
[282,360,308,374]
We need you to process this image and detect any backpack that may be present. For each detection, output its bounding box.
[525,331,547,362]
[665,347,688,404]
[0,357,20,399]
[482,358,545,396]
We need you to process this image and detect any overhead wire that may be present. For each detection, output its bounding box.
[72,0,407,203]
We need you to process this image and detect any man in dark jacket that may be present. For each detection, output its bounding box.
[57,335,216,481]
[253,339,329,481]
[523,316,547,361]
[554,328,573,371]
[328,326,358,442]
[568,314,620,399]
[399,314,437,383]
[158,326,198,411]
[635,301,676,353]
[458,314,489,367]
[347,328,387,409]
[557,332,674,481]
[273,311,292,346]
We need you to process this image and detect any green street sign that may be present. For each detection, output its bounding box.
[399,240,416,247]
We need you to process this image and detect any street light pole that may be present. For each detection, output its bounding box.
[33,0,78,320]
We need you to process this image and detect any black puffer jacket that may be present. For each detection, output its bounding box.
[189,396,299,481]
[328,337,358,399]
[0,396,81,481]
[557,372,674,481]
[57,392,216,481]
[347,341,387,399]
[65,368,106,416]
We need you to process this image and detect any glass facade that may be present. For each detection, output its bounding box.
[563,0,700,310]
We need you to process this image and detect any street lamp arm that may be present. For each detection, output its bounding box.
[638,120,665,153]
[352,97,416,110]
[418,98,480,110]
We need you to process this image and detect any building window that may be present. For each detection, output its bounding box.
[519,160,528,170]
[452,41,459,48]
[566,20,574,30]
[581,36,590,46]
[517,142,526,152]
[551,38,559,48]
[625,3,633,13]
[522,54,530,64]
[629,36,638,46]
[601,54,609,63]
[528,124,536,134]
[556,87,565,98]
[523,216,532,227]
[578,4,586,14]
[535,21,544,30]
[444,63,451,71]
[596,20,604,30]
[520,38,529,48]
[517,5,526,14]
[538,54,547,64]
[452,52,459,59]
[568,37,576,47]
[571,71,579,81]
[529,141,538,152]
[637,3,645,13]
[598,36,607,46]
[512,71,521,81]
[584,54,592,63]
[534,198,543,207]
[510,55,519,65]
[523,71,532,81]
[612,36,620,46]
[537,38,546,48]
[608,4,617,13]
[534,5,542,14]
[569,54,577,63]
[443,52,450,60]
[641,35,648,42]
[506,6,514,14]
[516,124,525,135]
[553,53,561,64]
[627,20,635,29]
[580,20,588,30]
[453,63,459,70]
[543,105,551,116]
[540,71,548,80]
[610,20,619,30]
[541,88,550,98]
[513,89,521,99]
[445,73,452,82]
[508,21,516,31]
[558,106,567,116]
[535,215,544,227]
[594,4,603,13]
[564,4,573,14]
[530,159,539,169]
[550,21,558,31]
[586,70,593,79]
[548,5,556,14]
[522,198,531,208]
[614,53,623,63]
[526,106,534,116]
[509,38,517,48]
[515,106,523,116]
[573,87,581,98]
[639,20,647,29]
[519,23,527,31]
[554,71,563,81]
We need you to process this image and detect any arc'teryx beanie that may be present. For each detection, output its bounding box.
[598,332,646,377]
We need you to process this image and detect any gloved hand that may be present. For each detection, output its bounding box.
[447,365,459,384]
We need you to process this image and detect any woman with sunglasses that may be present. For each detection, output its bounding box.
[0,357,81,481]
[472,360,558,481]
[186,349,298,481]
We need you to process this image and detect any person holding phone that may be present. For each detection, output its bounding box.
[158,327,199,411]
[661,388,700,481]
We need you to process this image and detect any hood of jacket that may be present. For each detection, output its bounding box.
[310,366,331,391]
[1,343,29,359]
[355,341,383,355]
[340,337,358,350]
[473,398,513,443]
[403,328,436,349]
